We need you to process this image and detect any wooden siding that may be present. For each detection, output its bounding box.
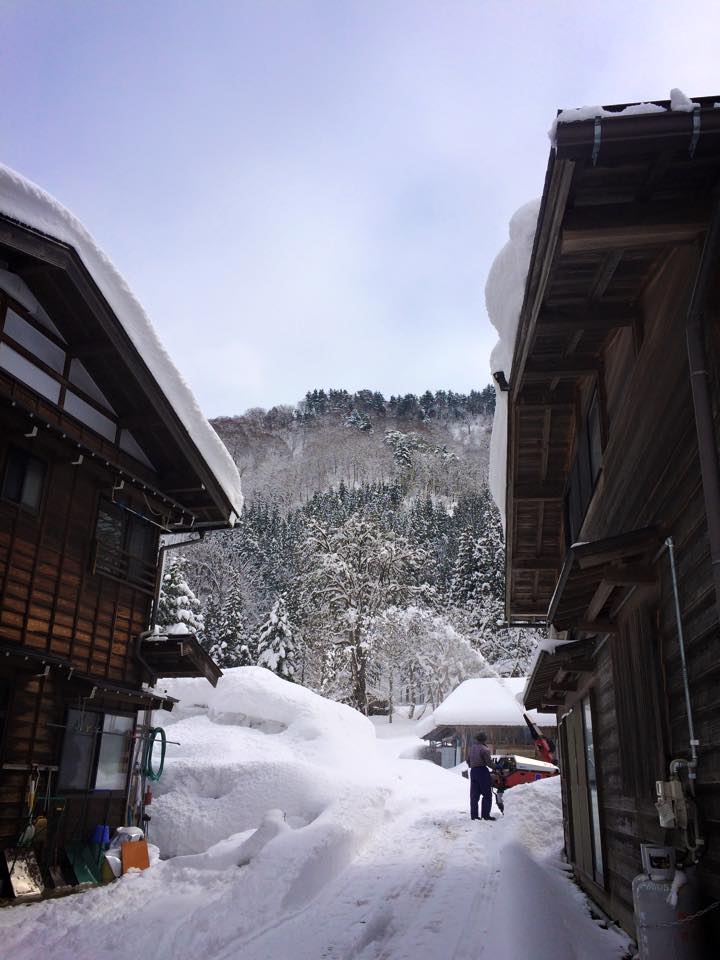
[547,244,720,935]
[0,417,155,685]
[0,404,158,849]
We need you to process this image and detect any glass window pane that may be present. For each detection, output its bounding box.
[0,342,61,403]
[4,308,66,372]
[95,714,134,790]
[1,448,46,511]
[119,429,156,471]
[587,393,602,485]
[69,359,116,413]
[2,450,26,503]
[94,499,126,579]
[21,457,46,510]
[0,271,65,340]
[583,698,604,885]
[58,709,100,791]
[64,390,117,441]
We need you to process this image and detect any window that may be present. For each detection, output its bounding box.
[57,709,135,793]
[93,498,158,590]
[1,446,46,512]
[565,389,603,545]
[582,697,604,885]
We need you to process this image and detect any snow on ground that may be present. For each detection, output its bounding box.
[0,669,629,960]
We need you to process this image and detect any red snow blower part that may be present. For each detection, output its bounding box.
[491,714,559,814]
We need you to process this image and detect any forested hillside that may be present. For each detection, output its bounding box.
[159,387,542,712]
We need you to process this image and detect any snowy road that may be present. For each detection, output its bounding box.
[234,806,502,960]
[0,671,629,960]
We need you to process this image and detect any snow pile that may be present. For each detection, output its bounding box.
[0,164,242,518]
[422,676,555,730]
[485,199,540,519]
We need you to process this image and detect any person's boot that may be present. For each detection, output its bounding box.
[481,815,497,821]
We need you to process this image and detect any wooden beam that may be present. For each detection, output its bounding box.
[512,555,561,570]
[603,564,657,586]
[551,672,578,692]
[536,303,638,334]
[514,483,565,501]
[524,355,601,380]
[70,340,115,359]
[118,414,165,430]
[573,619,618,635]
[586,579,616,622]
[561,203,707,255]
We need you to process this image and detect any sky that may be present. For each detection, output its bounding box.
[3,1,720,417]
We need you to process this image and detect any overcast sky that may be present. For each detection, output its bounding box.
[4,1,720,416]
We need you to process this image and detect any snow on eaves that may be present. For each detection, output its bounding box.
[0,163,243,519]
[485,199,540,520]
[548,87,701,144]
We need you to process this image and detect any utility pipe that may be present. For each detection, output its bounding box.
[665,537,699,779]
[686,199,720,626]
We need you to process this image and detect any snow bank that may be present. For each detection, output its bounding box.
[485,200,540,519]
[0,164,242,517]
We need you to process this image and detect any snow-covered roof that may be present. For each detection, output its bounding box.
[430,677,556,729]
[0,163,243,519]
[486,88,703,525]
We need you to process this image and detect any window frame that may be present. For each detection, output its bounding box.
[56,707,136,795]
[1,445,48,515]
[92,496,159,593]
[564,386,605,547]
[581,695,605,887]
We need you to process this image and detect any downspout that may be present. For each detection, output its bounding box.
[686,198,720,625]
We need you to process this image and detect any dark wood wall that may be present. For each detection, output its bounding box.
[0,403,157,848]
[561,245,720,927]
[0,409,154,684]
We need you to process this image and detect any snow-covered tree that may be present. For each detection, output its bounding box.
[256,595,296,680]
[205,578,255,668]
[156,555,204,634]
[302,516,431,711]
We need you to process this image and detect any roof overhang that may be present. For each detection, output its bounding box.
[0,215,237,530]
[524,636,599,711]
[0,641,178,710]
[548,526,662,631]
[140,633,222,687]
[505,97,720,622]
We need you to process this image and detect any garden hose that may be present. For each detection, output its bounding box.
[142,726,166,781]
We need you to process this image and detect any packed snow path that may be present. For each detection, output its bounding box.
[0,670,628,960]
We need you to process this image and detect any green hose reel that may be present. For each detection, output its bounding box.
[142,727,166,781]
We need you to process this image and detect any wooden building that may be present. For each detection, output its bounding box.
[499,96,720,937]
[421,677,556,767]
[0,167,242,892]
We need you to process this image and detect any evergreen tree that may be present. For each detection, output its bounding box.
[156,555,204,634]
[256,595,296,680]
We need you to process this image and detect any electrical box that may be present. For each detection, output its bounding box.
[640,843,675,881]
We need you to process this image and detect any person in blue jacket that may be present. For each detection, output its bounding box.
[466,732,496,821]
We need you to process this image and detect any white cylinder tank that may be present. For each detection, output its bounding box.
[633,865,708,959]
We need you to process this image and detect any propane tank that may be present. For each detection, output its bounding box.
[632,845,708,959]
